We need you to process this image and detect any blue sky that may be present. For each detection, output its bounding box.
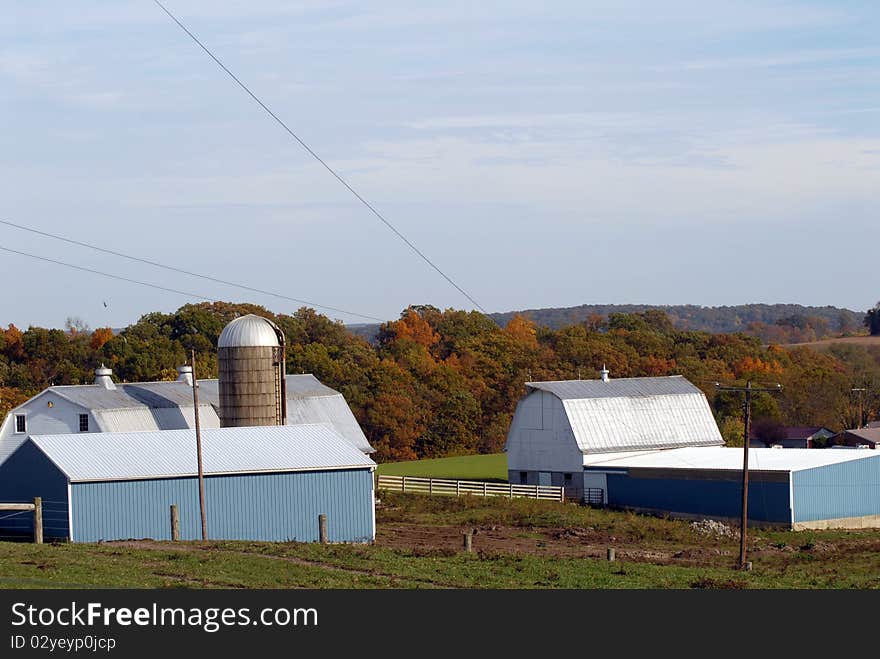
[1,1,878,329]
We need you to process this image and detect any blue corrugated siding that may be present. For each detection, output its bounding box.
[0,440,69,540]
[792,456,880,523]
[70,468,374,543]
[605,472,791,523]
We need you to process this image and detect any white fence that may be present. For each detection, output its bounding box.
[376,475,564,502]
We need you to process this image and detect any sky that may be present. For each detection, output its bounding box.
[1,1,878,330]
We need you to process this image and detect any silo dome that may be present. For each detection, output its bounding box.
[217,315,286,428]
[218,314,281,349]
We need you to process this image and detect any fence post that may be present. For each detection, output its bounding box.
[509,483,513,499]
[33,497,42,545]
[402,476,406,493]
[607,548,616,562]
[463,531,473,553]
[319,514,328,545]
[429,478,433,495]
[456,480,460,497]
[483,482,487,497]
[170,504,180,541]
[560,486,565,503]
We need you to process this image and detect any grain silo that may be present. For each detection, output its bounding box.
[217,314,287,427]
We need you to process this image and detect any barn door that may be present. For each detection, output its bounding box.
[537,472,552,487]
[583,472,607,505]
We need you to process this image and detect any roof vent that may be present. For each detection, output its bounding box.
[176,365,193,386]
[94,364,116,390]
[600,364,610,382]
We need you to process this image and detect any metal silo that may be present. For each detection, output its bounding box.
[217,315,287,427]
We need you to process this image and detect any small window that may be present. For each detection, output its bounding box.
[14,414,26,434]
[564,473,572,481]
[79,414,89,432]
[519,471,528,484]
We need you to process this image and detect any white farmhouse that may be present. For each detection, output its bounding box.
[504,370,723,500]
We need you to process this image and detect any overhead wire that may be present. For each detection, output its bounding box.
[0,218,384,322]
[0,245,213,301]
[151,0,488,315]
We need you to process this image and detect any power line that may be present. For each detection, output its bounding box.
[152,0,488,314]
[0,218,384,322]
[0,245,213,301]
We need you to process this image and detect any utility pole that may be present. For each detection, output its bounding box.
[191,349,208,541]
[716,380,782,570]
[851,387,867,429]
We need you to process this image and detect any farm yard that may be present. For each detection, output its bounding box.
[1,492,879,589]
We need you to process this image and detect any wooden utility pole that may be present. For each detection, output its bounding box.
[851,387,867,429]
[716,380,782,570]
[191,349,208,541]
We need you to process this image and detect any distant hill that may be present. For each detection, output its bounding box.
[347,303,865,342]
[489,303,864,335]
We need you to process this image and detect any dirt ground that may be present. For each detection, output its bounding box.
[376,523,732,567]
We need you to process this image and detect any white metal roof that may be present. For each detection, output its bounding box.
[526,376,702,400]
[92,406,221,433]
[218,314,281,348]
[10,374,372,453]
[524,376,724,454]
[582,446,880,473]
[566,392,723,453]
[29,424,375,483]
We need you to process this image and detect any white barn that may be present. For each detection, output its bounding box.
[0,365,373,467]
[504,372,723,500]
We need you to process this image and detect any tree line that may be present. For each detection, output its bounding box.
[1,302,879,461]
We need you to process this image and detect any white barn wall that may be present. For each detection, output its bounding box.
[0,391,92,465]
[506,391,583,495]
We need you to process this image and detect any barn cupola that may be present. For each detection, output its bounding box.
[600,364,610,382]
[94,364,116,390]
[176,365,193,386]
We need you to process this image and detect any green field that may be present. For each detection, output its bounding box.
[376,453,508,481]
[1,493,878,589]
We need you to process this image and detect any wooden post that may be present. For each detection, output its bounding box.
[463,531,473,553]
[509,483,513,499]
[33,497,42,545]
[319,514,328,544]
[456,480,460,497]
[607,548,615,562]
[170,504,180,541]
[560,486,565,503]
[402,476,406,493]
[483,482,487,497]
[429,478,433,495]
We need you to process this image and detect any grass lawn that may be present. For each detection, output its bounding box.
[376,453,508,482]
[0,493,878,589]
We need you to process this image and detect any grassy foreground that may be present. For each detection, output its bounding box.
[0,493,878,589]
[376,453,508,481]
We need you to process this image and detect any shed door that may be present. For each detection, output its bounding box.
[583,472,608,504]
[538,472,552,487]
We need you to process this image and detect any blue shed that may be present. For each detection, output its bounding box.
[582,447,880,529]
[0,424,376,543]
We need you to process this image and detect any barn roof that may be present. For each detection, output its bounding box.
[38,374,372,453]
[523,375,723,454]
[28,424,375,483]
[526,375,701,399]
[582,446,880,473]
[839,428,880,445]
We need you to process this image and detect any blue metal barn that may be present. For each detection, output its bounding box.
[582,447,880,529]
[0,424,376,543]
